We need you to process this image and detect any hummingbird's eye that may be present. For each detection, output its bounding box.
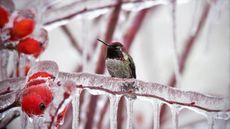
[39,103,46,111]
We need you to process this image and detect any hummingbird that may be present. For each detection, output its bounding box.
[97,39,136,79]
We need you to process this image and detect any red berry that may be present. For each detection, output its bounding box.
[11,17,35,39]
[17,37,43,57]
[21,85,53,116]
[0,6,9,28]
[28,71,54,82]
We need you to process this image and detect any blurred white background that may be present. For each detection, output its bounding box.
[6,0,230,129]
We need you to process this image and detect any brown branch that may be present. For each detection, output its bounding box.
[61,25,83,54]
[123,8,150,49]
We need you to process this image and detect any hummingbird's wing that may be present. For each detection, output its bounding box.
[127,54,136,78]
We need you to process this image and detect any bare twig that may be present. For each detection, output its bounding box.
[61,25,83,54]
[44,0,160,27]
[123,8,150,49]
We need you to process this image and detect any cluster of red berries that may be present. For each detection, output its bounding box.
[0,5,46,57]
[20,71,69,127]
[20,71,54,116]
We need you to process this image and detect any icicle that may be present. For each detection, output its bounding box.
[109,95,121,129]
[207,115,215,129]
[151,100,161,129]
[126,97,134,129]
[12,51,19,78]
[72,89,81,129]
[0,50,9,81]
[18,54,26,77]
[171,105,180,129]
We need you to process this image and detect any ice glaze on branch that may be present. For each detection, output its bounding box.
[57,72,230,113]
[0,72,229,119]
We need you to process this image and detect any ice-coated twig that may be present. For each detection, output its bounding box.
[44,0,168,28]
[171,0,181,88]
[61,25,83,55]
[57,72,230,113]
[1,71,230,114]
[0,77,25,112]
[0,70,230,128]
[0,107,20,128]
[123,7,151,49]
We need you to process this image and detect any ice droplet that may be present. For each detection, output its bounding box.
[109,95,121,129]
[72,89,81,129]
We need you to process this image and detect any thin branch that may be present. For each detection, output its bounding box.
[0,108,20,128]
[61,25,83,54]
[95,0,122,74]
[44,0,162,27]
[168,0,212,87]
[123,8,151,49]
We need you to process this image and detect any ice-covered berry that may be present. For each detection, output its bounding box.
[17,37,43,57]
[0,5,9,28]
[21,85,53,116]
[11,17,35,39]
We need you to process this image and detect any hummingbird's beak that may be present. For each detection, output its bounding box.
[97,39,109,46]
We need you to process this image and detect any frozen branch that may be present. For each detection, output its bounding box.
[0,71,230,127]
[61,25,83,54]
[43,0,167,28]
[0,108,20,128]
[57,72,230,113]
